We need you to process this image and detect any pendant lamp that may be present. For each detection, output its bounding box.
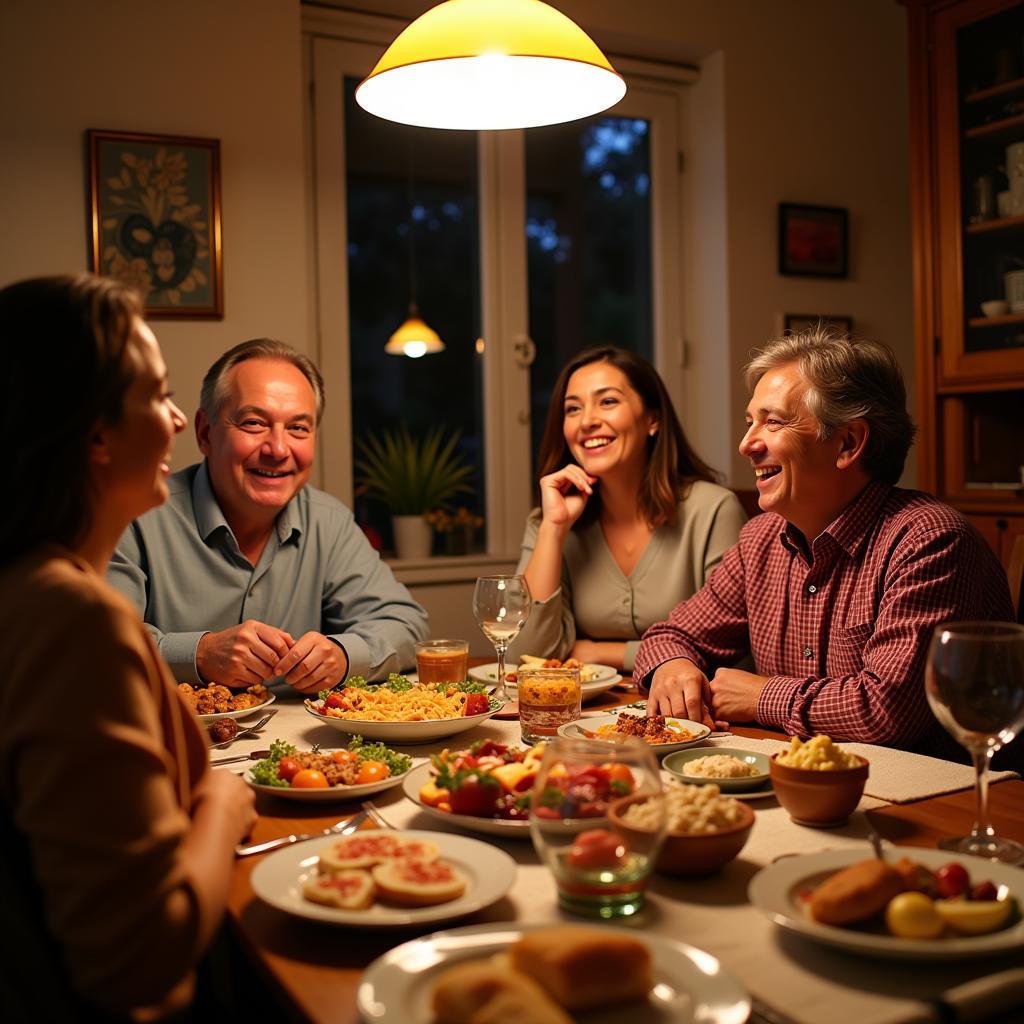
[356,0,626,130]
[386,303,444,358]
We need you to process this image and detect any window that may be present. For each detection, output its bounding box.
[307,21,690,562]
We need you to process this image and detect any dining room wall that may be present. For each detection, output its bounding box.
[1,0,912,492]
[0,0,312,479]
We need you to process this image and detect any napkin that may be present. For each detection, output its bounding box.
[890,968,1024,1024]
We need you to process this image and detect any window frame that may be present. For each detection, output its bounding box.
[304,9,694,566]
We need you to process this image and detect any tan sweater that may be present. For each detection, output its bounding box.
[0,546,209,1018]
[510,481,746,671]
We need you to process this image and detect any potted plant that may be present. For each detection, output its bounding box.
[354,425,475,559]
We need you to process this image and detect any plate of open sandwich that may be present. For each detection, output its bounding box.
[558,711,710,753]
[178,682,275,721]
[250,829,516,928]
[358,922,750,1022]
[749,846,1024,961]
[469,657,621,701]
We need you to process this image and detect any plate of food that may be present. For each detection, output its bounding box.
[749,846,1024,961]
[244,737,414,801]
[250,829,516,928]
[178,682,275,721]
[358,921,750,1023]
[304,676,502,744]
[661,747,772,794]
[469,656,619,687]
[558,711,710,753]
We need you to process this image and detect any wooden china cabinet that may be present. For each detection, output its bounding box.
[906,0,1024,566]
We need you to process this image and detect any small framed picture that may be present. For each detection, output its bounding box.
[778,203,848,278]
[87,129,223,318]
[783,313,853,336]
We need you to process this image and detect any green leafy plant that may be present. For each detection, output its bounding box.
[354,425,474,515]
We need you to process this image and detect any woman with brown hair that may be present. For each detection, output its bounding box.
[0,274,256,1020]
[511,346,745,673]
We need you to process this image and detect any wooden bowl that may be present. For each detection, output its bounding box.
[768,753,869,827]
[608,792,755,876]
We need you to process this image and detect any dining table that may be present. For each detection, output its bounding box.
[214,670,1024,1024]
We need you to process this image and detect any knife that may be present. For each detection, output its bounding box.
[211,749,271,766]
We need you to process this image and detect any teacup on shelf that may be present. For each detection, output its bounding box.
[980,299,1009,317]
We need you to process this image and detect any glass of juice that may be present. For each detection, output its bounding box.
[519,666,582,744]
[415,639,470,684]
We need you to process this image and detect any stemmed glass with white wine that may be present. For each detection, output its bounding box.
[472,574,531,704]
[925,621,1024,862]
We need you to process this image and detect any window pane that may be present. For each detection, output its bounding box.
[344,78,484,554]
[525,115,653,468]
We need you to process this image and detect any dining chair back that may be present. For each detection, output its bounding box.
[1009,534,1024,625]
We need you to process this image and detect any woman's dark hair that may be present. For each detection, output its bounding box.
[0,274,142,565]
[535,346,720,530]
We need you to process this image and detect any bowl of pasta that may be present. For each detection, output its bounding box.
[303,675,503,744]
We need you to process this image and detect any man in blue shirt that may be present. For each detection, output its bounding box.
[109,339,429,691]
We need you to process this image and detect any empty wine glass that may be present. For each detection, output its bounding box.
[925,621,1024,863]
[472,574,531,703]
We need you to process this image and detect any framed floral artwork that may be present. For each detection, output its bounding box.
[87,129,223,317]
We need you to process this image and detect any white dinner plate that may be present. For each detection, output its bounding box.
[358,922,751,1023]
[302,698,502,744]
[749,846,1024,961]
[194,691,276,722]
[250,829,516,928]
[401,762,531,838]
[245,765,411,802]
[470,661,620,686]
[558,711,711,753]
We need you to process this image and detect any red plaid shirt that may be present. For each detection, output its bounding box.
[634,481,1014,753]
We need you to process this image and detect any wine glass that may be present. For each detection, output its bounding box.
[925,621,1024,863]
[472,574,531,703]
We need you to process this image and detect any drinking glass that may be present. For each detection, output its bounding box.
[415,639,469,684]
[925,622,1024,862]
[519,666,582,744]
[530,735,666,918]
[472,574,531,703]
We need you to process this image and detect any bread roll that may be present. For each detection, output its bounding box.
[508,926,652,1011]
[372,858,466,906]
[302,869,375,910]
[431,961,571,1024]
[319,833,439,872]
[809,858,904,925]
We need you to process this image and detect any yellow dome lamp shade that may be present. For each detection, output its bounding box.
[385,305,445,358]
[355,0,626,130]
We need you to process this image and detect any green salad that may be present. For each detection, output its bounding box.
[249,736,412,788]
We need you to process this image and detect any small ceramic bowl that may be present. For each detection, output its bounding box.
[662,746,771,793]
[768,753,869,828]
[608,791,755,876]
[981,299,1009,317]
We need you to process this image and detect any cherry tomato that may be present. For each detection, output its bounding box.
[277,756,301,782]
[935,862,970,899]
[885,892,943,939]
[463,693,490,717]
[566,829,629,869]
[291,769,329,789]
[605,763,635,789]
[331,750,359,766]
[356,760,389,784]
[324,692,347,710]
[970,880,999,902]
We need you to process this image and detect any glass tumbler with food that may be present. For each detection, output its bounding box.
[926,622,1024,863]
[529,735,665,919]
[519,666,582,744]
[415,639,470,684]
[472,574,531,704]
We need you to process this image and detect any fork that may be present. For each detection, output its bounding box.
[235,810,368,857]
[361,800,393,829]
[210,708,278,749]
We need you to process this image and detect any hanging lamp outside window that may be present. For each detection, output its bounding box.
[356,0,626,131]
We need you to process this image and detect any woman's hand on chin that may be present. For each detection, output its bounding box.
[539,464,598,529]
